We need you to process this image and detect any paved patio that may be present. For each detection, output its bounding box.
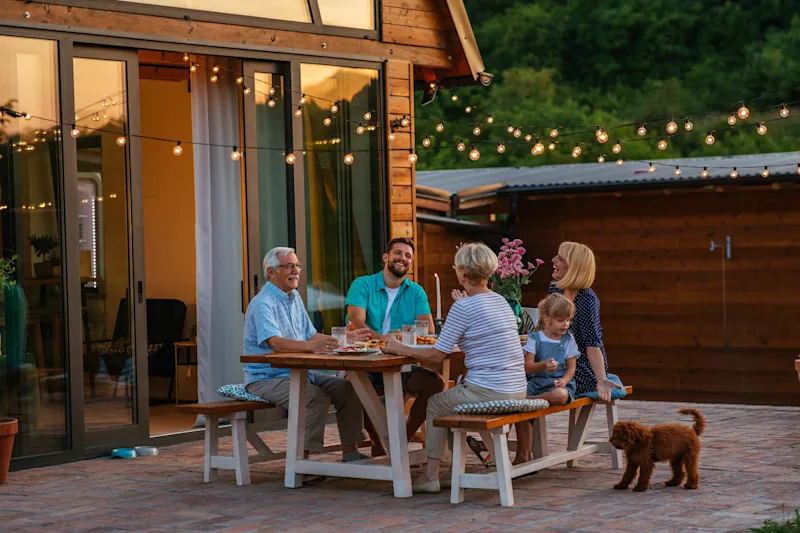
[2,400,799,533]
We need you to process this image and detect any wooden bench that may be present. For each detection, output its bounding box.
[434,386,634,507]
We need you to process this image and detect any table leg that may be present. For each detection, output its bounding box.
[383,370,412,498]
[285,369,308,489]
[349,371,389,444]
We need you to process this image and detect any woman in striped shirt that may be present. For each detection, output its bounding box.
[386,242,527,493]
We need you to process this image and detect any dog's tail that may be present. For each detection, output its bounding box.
[678,408,705,436]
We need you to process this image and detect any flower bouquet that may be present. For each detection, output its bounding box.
[490,238,544,332]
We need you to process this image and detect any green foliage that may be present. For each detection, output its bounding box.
[417,2,800,170]
[751,509,800,532]
[28,235,59,261]
[0,255,18,291]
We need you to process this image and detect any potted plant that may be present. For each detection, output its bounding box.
[489,238,544,333]
[28,234,59,278]
[0,255,18,484]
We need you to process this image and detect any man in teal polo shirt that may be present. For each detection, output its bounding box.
[346,237,445,447]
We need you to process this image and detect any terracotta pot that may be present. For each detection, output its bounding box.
[0,418,18,484]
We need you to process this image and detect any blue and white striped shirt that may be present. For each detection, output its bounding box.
[243,282,317,385]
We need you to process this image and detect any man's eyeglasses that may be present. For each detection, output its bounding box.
[277,263,303,271]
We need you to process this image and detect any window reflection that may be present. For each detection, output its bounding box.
[300,64,381,331]
[119,0,312,23]
[318,0,375,30]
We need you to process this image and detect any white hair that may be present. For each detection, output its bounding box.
[263,247,296,277]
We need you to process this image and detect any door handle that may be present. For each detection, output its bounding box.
[137,280,143,304]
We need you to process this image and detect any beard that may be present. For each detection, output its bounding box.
[387,260,409,278]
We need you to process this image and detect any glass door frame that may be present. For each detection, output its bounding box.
[67,44,150,449]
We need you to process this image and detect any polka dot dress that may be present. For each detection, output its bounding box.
[549,284,609,395]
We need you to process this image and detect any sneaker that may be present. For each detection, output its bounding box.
[412,479,441,493]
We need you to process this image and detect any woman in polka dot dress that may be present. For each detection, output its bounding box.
[548,242,625,402]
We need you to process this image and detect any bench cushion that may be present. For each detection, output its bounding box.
[454,398,549,415]
[218,383,269,403]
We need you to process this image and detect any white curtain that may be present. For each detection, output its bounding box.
[191,57,245,416]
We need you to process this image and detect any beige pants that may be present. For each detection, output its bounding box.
[246,372,364,452]
[425,380,526,459]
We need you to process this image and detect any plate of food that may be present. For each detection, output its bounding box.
[416,335,437,345]
[333,346,382,355]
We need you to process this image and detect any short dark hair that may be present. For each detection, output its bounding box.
[385,237,415,254]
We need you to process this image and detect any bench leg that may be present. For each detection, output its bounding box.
[606,401,623,470]
[532,418,549,458]
[204,415,219,483]
[246,423,275,458]
[285,369,308,489]
[567,404,595,468]
[450,430,468,504]
[492,429,514,507]
[231,412,251,486]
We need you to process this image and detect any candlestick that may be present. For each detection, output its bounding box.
[435,272,441,320]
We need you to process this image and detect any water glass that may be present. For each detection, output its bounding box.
[415,319,428,337]
[331,327,347,348]
[388,329,402,341]
[401,325,417,346]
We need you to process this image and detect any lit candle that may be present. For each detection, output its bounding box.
[435,272,441,319]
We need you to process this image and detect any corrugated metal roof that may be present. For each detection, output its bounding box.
[416,152,800,195]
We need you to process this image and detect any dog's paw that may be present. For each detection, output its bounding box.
[684,483,698,490]
[664,479,681,487]
[613,483,628,490]
[632,485,649,492]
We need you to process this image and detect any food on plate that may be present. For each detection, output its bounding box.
[353,339,387,351]
[416,335,437,345]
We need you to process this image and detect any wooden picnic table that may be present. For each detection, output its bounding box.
[240,351,461,498]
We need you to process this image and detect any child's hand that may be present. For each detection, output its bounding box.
[546,358,558,372]
[554,378,566,388]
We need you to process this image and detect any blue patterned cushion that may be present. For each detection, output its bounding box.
[217,384,269,403]
[453,398,550,414]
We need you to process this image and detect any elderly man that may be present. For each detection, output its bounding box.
[244,246,370,469]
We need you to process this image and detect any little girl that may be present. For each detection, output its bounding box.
[513,293,580,465]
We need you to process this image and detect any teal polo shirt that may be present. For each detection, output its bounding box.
[345,272,431,333]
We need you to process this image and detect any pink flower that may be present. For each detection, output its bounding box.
[527,261,535,269]
[521,269,529,276]
[502,238,510,244]
[517,247,526,255]
[512,253,521,261]
[535,258,545,266]
[513,239,523,246]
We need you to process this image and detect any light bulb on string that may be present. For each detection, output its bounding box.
[473,124,482,136]
[422,135,431,148]
[701,167,709,178]
[507,124,515,134]
[497,142,506,154]
[244,86,252,95]
[299,94,307,105]
[657,138,668,151]
[400,115,411,127]
[457,139,466,152]
[705,131,716,145]
[70,124,80,138]
[210,74,218,83]
[612,141,622,154]
[408,150,418,164]
[173,141,183,156]
[266,97,275,107]
[322,116,332,127]
[183,53,190,62]
[268,87,276,96]
[757,122,767,135]
[637,123,647,136]
[737,103,749,119]
[343,153,354,165]
[780,104,790,118]
[532,140,544,155]
[294,106,302,117]
[469,145,480,161]
[356,124,365,135]
[666,119,678,134]
[465,105,473,113]
[548,141,556,151]
[231,147,241,161]
[24,113,31,120]
[674,166,681,176]
[571,144,582,158]
[451,93,459,102]
[436,121,444,132]
[761,166,770,178]
[487,115,495,124]
[190,62,197,72]
[513,128,522,138]
[684,119,694,131]
[730,168,738,179]
[285,152,296,165]
[616,159,624,166]
[388,130,396,141]
[796,163,800,175]
[596,127,608,143]
[598,154,605,163]
[549,127,559,138]
[235,75,244,84]
[212,64,220,73]
[364,111,372,121]
[525,134,533,142]
[116,135,127,146]
[727,113,737,126]
[649,163,656,173]
[330,103,339,113]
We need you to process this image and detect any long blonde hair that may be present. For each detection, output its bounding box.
[534,293,575,332]
[556,241,596,291]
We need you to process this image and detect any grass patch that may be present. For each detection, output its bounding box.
[751,510,800,533]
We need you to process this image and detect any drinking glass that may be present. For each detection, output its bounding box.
[388,329,402,341]
[401,325,417,346]
[331,327,347,348]
[415,319,428,337]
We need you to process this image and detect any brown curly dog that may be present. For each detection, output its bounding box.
[609,408,705,492]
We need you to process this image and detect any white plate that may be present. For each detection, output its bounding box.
[333,348,382,355]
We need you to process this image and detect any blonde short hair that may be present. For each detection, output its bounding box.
[454,242,498,285]
[535,293,575,331]
[556,241,596,291]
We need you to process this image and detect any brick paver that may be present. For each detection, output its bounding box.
[1,400,799,532]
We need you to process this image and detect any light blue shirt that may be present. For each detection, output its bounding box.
[243,282,317,385]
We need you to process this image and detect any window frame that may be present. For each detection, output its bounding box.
[34,0,381,40]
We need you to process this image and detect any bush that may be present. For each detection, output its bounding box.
[751,510,800,533]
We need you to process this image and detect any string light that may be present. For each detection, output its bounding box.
[408,150,418,164]
[637,124,647,136]
[268,87,276,96]
[210,74,218,83]
[780,104,790,118]
[173,141,182,155]
[294,106,302,117]
[761,166,770,178]
[648,162,656,173]
[597,154,605,163]
[548,141,556,151]
[616,159,624,166]
[457,139,466,152]
[524,134,533,142]
[473,124,482,136]
[612,141,622,154]
[727,113,737,126]
[400,115,411,127]
[757,122,767,135]
[596,127,608,143]
[729,167,738,179]
[422,135,431,148]
[364,111,372,121]
[212,64,220,73]
[487,116,495,125]
[70,124,80,138]
[497,142,506,154]
[673,166,681,176]
[657,138,668,150]
[285,152,296,165]
[571,144,582,158]
[190,62,197,72]
[549,128,559,138]
[321,116,331,127]
[330,103,339,113]
[244,86,252,95]
[343,153,354,165]
[299,94,307,105]
[705,131,716,145]
[235,75,244,85]
[356,124,365,135]
[436,121,444,132]
[450,93,458,102]
[701,167,709,178]
[24,113,31,120]
[183,53,190,61]
[513,127,522,138]
[116,135,127,146]
[465,106,473,113]
[388,131,396,141]
[665,119,678,134]
[230,146,241,161]
[532,139,544,155]
[469,145,480,161]
[684,119,694,131]
[507,124,515,134]
[737,103,750,119]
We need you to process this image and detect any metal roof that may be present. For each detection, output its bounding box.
[416,152,800,195]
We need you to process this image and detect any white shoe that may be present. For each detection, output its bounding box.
[412,479,441,493]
